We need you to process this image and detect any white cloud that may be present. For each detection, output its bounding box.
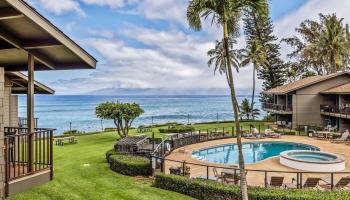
[81,0,138,9]
[35,0,85,16]
[52,26,259,95]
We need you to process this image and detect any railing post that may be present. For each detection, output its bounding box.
[198,130,201,141]
[232,127,234,137]
[258,125,261,134]
[296,172,299,189]
[206,166,209,179]
[264,171,267,188]
[206,129,209,141]
[182,161,186,176]
[331,173,334,189]
[300,173,303,189]
[50,130,53,180]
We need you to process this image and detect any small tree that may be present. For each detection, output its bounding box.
[95,102,144,138]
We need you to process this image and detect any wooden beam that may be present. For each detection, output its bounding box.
[0,7,24,20]
[0,28,56,69]
[23,40,62,49]
[27,53,34,173]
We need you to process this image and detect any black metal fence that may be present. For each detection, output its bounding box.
[4,127,54,182]
[151,156,350,190]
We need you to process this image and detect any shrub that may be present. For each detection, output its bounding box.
[154,174,350,200]
[159,125,195,133]
[106,149,151,176]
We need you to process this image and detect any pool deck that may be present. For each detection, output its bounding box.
[165,136,350,187]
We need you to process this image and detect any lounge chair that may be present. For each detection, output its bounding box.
[267,176,284,188]
[324,176,350,190]
[330,131,349,143]
[264,129,281,138]
[213,167,224,182]
[285,177,321,189]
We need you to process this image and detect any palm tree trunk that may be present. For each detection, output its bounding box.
[251,65,256,120]
[223,12,249,200]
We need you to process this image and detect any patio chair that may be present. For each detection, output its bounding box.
[334,176,350,189]
[264,129,281,138]
[213,167,224,182]
[267,176,284,188]
[330,131,349,143]
[285,177,321,189]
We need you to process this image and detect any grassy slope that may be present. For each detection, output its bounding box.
[9,121,265,200]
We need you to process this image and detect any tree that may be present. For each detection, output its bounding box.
[239,39,267,119]
[283,13,350,76]
[187,1,267,199]
[95,102,144,138]
[242,4,286,103]
[208,38,240,77]
[239,98,260,120]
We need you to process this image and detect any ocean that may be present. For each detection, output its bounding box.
[18,95,263,134]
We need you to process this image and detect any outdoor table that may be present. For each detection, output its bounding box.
[55,136,77,146]
[318,131,340,139]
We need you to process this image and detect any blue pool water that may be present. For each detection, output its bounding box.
[288,152,337,161]
[192,141,319,164]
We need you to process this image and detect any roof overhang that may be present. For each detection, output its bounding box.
[6,71,55,94]
[0,0,97,71]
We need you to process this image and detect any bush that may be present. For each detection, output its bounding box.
[159,125,195,133]
[154,174,350,200]
[106,149,151,176]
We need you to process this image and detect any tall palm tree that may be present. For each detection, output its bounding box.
[187,1,267,199]
[240,42,264,117]
[239,39,267,120]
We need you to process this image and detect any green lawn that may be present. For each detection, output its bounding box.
[8,121,266,200]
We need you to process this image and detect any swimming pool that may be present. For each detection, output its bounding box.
[191,141,319,164]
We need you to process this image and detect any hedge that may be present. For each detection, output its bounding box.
[154,174,350,200]
[105,149,151,176]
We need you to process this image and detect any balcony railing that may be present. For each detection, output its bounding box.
[4,127,54,182]
[320,105,350,116]
[18,117,38,128]
[262,103,293,112]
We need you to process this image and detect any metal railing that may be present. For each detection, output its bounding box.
[152,127,236,157]
[320,105,350,117]
[4,127,54,182]
[152,156,350,190]
[18,117,39,128]
[262,103,293,112]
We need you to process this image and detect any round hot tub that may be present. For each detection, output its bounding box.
[280,150,345,172]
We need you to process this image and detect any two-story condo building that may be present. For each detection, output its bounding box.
[263,72,350,132]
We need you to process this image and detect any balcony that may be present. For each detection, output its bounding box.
[262,103,293,114]
[320,105,350,119]
[4,127,54,197]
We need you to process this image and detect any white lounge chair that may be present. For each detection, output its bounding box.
[330,131,349,143]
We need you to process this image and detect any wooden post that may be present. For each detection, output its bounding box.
[27,54,35,173]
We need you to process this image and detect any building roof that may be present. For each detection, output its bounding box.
[6,72,54,94]
[0,0,97,71]
[320,82,350,94]
[264,72,350,95]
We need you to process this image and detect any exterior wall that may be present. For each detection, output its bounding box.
[9,95,18,127]
[292,75,350,128]
[0,67,6,198]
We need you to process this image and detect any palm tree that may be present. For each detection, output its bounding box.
[187,1,267,199]
[208,39,240,78]
[239,39,267,120]
[240,98,260,120]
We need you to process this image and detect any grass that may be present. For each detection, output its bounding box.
[8,121,266,200]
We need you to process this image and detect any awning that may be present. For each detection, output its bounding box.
[0,0,97,71]
[6,71,54,94]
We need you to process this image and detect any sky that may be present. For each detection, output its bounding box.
[24,0,350,95]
